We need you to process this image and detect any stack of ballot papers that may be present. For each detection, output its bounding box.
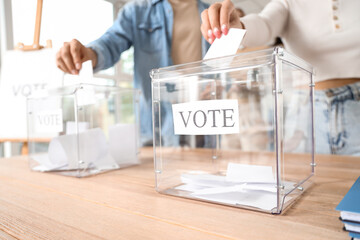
[336,177,360,239]
[175,163,294,211]
[31,123,138,172]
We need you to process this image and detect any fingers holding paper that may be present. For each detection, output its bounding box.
[56,39,97,75]
[201,0,244,44]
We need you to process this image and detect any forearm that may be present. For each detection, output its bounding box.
[240,0,289,48]
[87,31,132,72]
[87,4,134,72]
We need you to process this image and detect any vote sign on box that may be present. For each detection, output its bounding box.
[172,100,240,135]
[34,109,64,133]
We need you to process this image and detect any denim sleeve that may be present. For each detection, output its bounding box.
[87,3,134,72]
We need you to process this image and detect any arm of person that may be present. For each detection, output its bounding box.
[87,3,135,72]
[201,0,289,48]
[56,3,135,74]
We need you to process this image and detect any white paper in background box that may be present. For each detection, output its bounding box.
[32,153,67,172]
[48,134,77,169]
[0,49,63,138]
[44,128,118,170]
[109,123,138,165]
[66,121,90,135]
[172,100,239,135]
[204,28,246,60]
[78,128,118,170]
[34,109,63,133]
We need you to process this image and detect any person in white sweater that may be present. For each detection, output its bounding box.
[200,0,360,155]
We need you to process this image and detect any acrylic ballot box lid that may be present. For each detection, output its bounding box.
[27,84,140,177]
[150,47,315,214]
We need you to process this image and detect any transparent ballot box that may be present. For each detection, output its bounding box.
[150,47,315,214]
[27,84,140,177]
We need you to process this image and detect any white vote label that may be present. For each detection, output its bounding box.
[172,100,239,135]
[35,109,63,133]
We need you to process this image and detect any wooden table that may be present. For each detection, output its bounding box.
[0,148,359,240]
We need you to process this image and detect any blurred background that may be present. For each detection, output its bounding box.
[0,0,270,157]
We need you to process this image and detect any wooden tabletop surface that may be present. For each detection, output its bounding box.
[0,148,359,240]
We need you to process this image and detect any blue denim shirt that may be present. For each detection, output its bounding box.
[88,0,210,145]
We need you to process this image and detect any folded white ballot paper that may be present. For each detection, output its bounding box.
[79,60,94,83]
[63,60,99,86]
[31,153,67,171]
[109,123,138,165]
[181,173,234,188]
[48,133,77,168]
[204,28,246,60]
[226,163,276,183]
[180,173,277,193]
[194,191,280,211]
[66,61,97,106]
[175,163,294,210]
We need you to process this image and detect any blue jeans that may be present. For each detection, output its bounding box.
[315,82,360,155]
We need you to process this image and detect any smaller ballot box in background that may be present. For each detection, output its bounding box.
[27,84,140,177]
[150,47,315,214]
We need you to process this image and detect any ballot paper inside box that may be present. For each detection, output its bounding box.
[27,84,140,177]
[150,47,315,214]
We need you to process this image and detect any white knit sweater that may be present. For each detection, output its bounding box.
[240,0,360,82]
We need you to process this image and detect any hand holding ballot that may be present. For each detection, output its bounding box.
[200,0,243,44]
[56,39,97,75]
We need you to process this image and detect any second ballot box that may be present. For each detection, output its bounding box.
[27,84,140,177]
